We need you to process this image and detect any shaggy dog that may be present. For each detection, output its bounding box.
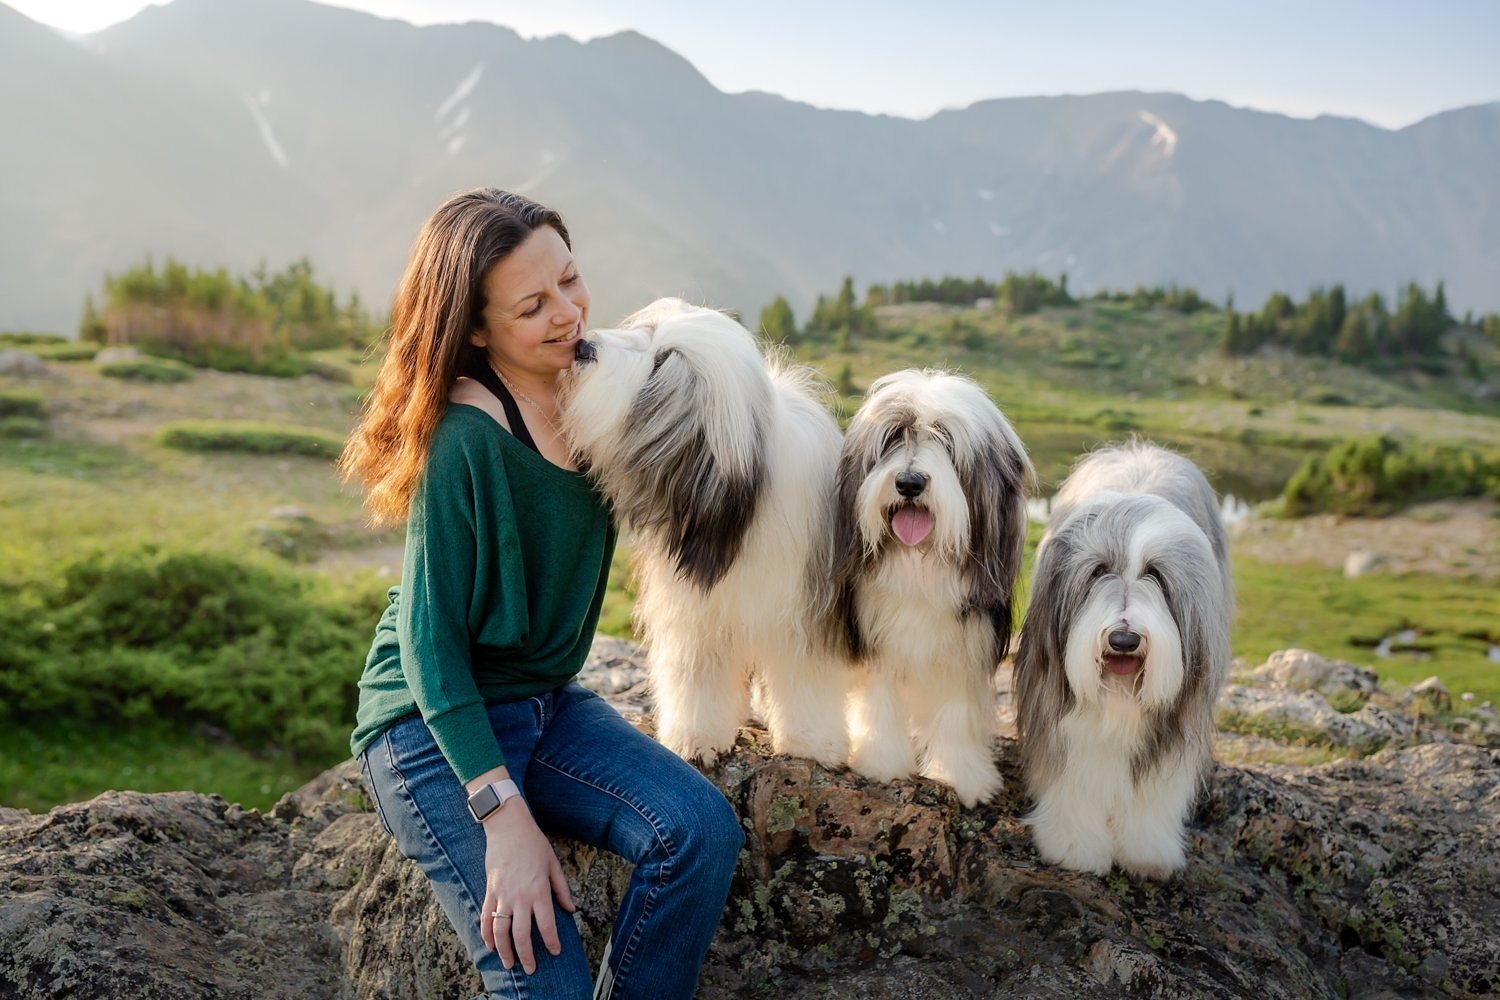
[1014,441,1232,877]
[833,369,1031,806]
[561,298,848,767]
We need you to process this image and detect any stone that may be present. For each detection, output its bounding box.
[1248,648,1379,699]
[92,346,143,365]
[1344,548,1385,578]
[1408,676,1454,713]
[0,350,52,378]
[2,640,1498,998]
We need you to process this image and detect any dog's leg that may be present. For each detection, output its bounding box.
[1025,719,1117,874]
[847,663,916,782]
[1112,748,1201,879]
[757,642,849,768]
[914,666,1002,808]
[648,634,746,769]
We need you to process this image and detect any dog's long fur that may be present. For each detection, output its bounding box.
[832,369,1031,806]
[561,298,848,767]
[1014,440,1232,877]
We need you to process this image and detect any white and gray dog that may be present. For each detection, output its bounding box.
[833,369,1032,806]
[1014,440,1232,877]
[561,298,849,768]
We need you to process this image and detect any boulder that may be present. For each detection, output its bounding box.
[3,744,1497,997]
[2,640,1497,998]
[1247,648,1379,700]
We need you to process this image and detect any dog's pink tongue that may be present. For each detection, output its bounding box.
[1105,654,1140,675]
[891,507,935,546]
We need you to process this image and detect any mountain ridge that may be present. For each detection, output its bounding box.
[2,0,1496,332]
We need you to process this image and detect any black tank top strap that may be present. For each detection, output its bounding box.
[465,361,541,455]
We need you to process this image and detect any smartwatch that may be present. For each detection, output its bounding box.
[466,778,522,823]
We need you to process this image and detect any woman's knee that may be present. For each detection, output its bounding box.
[671,785,744,878]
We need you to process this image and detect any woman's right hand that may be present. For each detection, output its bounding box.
[478,797,577,974]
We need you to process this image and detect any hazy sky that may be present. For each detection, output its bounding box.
[13,0,1500,128]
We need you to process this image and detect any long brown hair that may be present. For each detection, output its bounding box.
[339,188,570,524]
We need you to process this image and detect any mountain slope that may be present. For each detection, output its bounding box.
[1,0,1496,332]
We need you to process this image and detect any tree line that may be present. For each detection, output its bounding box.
[761,272,1498,373]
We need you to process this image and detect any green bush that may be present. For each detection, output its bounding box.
[0,389,45,420]
[99,358,194,383]
[157,421,344,458]
[0,548,385,757]
[0,416,46,438]
[0,332,65,346]
[1282,436,1500,516]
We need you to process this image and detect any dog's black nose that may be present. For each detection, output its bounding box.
[574,339,597,363]
[1108,629,1141,654]
[895,471,928,498]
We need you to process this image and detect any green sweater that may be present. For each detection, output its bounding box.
[349,404,616,783]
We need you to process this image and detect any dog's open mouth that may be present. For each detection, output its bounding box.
[888,503,934,546]
[1103,653,1144,676]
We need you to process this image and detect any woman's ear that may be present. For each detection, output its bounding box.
[468,329,488,349]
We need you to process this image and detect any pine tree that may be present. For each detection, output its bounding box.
[758,296,797,345]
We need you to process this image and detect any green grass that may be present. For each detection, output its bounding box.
[1231,554,1499,703]
[4,302,1498,816]
[100,357,195,383]
[0,720,328,813]
[157,420,345,458]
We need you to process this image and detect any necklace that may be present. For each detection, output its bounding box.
[495,367,561,434]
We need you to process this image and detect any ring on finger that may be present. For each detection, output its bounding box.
[487,911,512,920]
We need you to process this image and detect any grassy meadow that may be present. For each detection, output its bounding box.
[2,298,1497,812]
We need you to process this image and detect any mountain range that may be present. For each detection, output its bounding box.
[3,0,1498,334]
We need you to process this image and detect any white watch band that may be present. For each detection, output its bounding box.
[466,777,522,822]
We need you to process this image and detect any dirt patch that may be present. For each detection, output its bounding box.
[1231,499,1500,582]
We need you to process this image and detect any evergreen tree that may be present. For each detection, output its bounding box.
[758,295,797,345]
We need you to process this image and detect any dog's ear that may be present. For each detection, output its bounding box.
[624,347,767,591]
[962,430,1030,662]
[829,437,873,659]
[1013,531,1077,785]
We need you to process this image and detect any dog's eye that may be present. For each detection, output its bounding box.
[931,428,955,457]
[881,427,904,453]
[1143,566,1169,599]
[1088,564,1109,583]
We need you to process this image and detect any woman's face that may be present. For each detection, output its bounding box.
[471,225,590,378]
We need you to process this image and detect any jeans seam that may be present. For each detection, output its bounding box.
[385,729,530,999]
[530,754,676,993]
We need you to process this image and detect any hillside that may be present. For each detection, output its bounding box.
[2,0,1498,335]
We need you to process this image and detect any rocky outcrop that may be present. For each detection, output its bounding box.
[2,645,1497,999]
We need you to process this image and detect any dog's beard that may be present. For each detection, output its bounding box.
[854,441,968,560]
[1063,579,1183,714]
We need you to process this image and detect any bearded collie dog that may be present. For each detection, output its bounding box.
[832,369,1031,806]
[1014,441,1232,877]
[561,298,848,767]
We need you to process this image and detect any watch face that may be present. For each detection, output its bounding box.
[467,784,501,821]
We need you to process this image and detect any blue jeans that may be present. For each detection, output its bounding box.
[357,682,743,999]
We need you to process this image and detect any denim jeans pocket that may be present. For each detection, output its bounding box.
[357,750,395,838]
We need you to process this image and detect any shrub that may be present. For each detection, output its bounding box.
[0,389,45,420]
[157,421,344,458]
[99,358,194,383]
[0,548,385,757]
[1282,436,1500,516]
[0,332,65,346]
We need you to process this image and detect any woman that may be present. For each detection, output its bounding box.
[341,188,743,999]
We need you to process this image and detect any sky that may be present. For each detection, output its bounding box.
[11,0,1500,128]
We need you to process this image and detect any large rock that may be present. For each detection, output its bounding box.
[2,745,1497,997]
[2,640,1497,998]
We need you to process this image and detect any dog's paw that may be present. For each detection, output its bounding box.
[922,753,1002,808]
[848,740,916,783]
[1028,812,1114,875]
[659,727,733,769]
[1114,831,1187,881]
[778,733,850,770]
